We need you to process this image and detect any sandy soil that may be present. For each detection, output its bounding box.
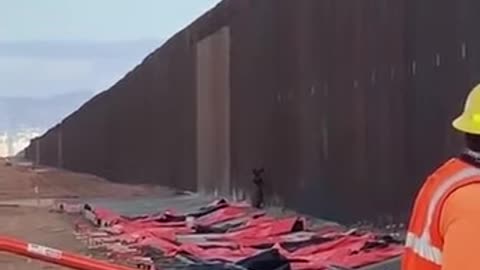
[0,158,167,269]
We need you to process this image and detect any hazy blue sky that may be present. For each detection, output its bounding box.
[0,0,221,97]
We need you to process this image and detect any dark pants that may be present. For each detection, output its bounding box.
[253,186,264,209]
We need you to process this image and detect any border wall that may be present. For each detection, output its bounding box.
[25,0,480,223]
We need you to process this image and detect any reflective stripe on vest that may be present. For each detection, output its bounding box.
[405,232,442,264]
[405,166,480,265]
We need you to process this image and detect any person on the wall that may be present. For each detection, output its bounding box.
[403,84,480,270]
[252,168,265,209]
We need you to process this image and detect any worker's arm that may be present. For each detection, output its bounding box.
[440,184,480,270]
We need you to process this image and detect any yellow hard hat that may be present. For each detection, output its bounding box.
[453,84,480,135]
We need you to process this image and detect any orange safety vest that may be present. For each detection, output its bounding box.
[402,157,480,270]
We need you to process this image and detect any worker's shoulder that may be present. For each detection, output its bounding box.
[441,184,480,236]
[445,183,480,213]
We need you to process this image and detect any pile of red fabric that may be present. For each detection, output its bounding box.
[84,199,403,270]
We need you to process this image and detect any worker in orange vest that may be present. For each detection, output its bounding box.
[402,84,480,270]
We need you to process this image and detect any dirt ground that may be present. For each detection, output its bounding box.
[0,159,170,201]
[0,206,87,270]
[0,158,167,269]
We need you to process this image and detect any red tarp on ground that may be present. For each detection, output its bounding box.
[226,217,304,240]
[85,200,403,270]
[93,208,123,224]
[196,205,254,226]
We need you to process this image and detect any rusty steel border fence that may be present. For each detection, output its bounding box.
[24,0,480,224]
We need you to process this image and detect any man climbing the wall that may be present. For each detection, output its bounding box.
[403,84,480,270]
[252,168,265,209]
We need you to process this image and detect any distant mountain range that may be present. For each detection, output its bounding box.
[0,91,94,133]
